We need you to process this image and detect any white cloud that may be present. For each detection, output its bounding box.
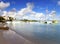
[47,10,56,20]
[49,10,56,17]
[2,11,7,16]
[34,13,45,20]
[1,2,45,20]
[21,12,45,20]
[23,16,29,19]
[17,8,32,16]
[16,2,45,20]
[26,2,34,9]
[35,13,45,18]
[7,11,16,17]
[2,8,16,18]
[1,2,59,20]
[58,1,60,6]
[17,2,34,16]
[10,8,16,12]
[0,1,10,9]
[7,10,16,17]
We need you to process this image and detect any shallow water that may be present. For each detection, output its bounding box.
[0,21,60,44]
[6,21,60,44]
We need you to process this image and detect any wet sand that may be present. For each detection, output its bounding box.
[0,29,33,44]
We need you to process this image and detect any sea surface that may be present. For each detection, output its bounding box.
[0,21,60,44]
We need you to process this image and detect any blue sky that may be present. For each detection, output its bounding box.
[0,0,60,20]
[1,0,60,13]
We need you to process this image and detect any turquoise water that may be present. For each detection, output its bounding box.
[7,21,60,44]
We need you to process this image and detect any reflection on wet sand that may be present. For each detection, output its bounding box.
[0,23,33,44]
[0,30,33,44]
[0,27,9,30]
[0,30,9,44]
[3,30,33,44]
[0,23,9,30]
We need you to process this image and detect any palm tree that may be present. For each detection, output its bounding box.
[0,16,6,23]
[8,17,14,21]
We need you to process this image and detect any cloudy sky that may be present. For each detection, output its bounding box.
[0,0,60,20]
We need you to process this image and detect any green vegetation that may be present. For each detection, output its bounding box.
[20,19,38,22]
[0,16,14,22]
[52,20,58,24]
[8,17,14,21]
[44,21,47,24]
[0,16,6,23]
